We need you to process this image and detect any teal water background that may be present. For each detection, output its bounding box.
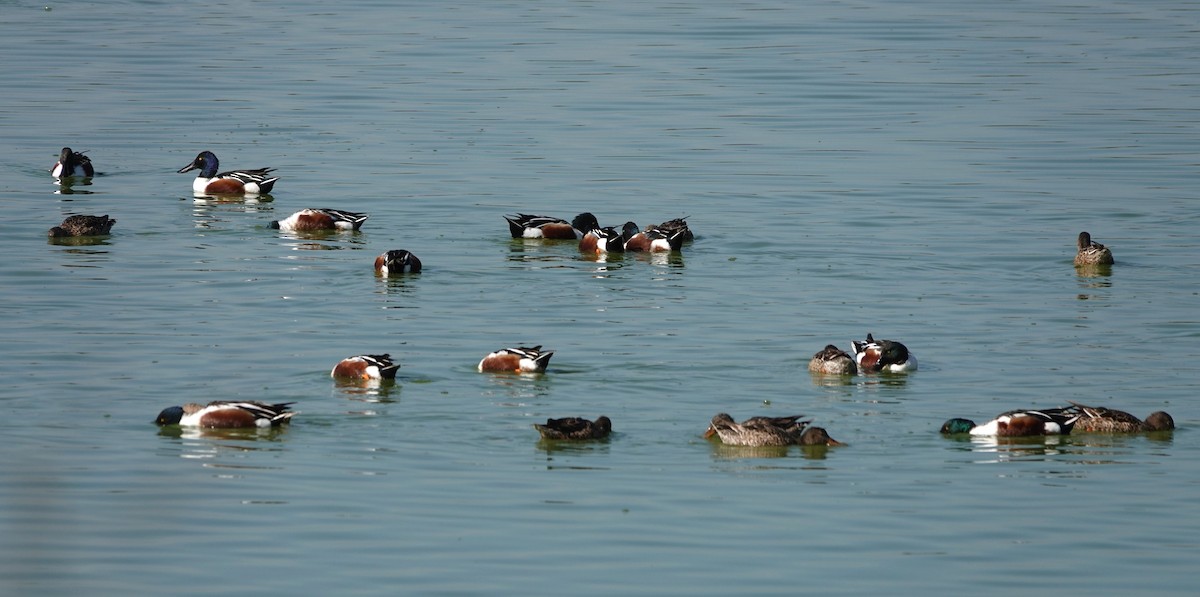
[2,1,1198,594]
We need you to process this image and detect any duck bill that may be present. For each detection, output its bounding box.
[702,426,717,439]
[824,437,845,446]
[177,162,199,174]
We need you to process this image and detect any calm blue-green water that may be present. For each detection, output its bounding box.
[2,0,1199,594]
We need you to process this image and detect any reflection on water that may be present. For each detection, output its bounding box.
[633,251,684,269]
[808,371,857,388]
[537,437,613,458]
[376,273,421,300]
[506,238,581,265]
[708,442,790,459]
[192,195,275,207]
[706,440,839,461]
[276,231,369,251]
[481,372,555,405]
[157,425,292,447]
[333,378,400,405]
[53,179,93,195]
[1075,264,1113,280]
[192,191,276,202]
[47,236,112,249]
[954,435,1078,463]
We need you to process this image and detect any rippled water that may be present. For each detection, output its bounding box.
[2,1,1198,594]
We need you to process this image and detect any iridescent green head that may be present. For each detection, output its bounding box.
[940,418,976,434]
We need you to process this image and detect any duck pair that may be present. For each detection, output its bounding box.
[940,401,1174,437]
[153,355,403,429]
[328,347,554,382]
[807,334,917,375]
[178,152,375,232]
[704,413,843,447]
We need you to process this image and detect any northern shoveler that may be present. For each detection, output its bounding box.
[155,400,295,428]
[1066,401,1174,433]
[269,208,368,232]
[331,354,400,381]
[1074,231,1114,266]
[704,413,844,447]
[940,407,1080,437]
[808,344,858,375]
[505,212,600,240]
[375,250,422,275]
[579,226,627,255]
[851,333,917,373]
[48,214,115,237]
[645,216,694,243]
[622,223,688,252]
[533,416,612,440]
[50,147,94,179]
[477,345,554,373]
[178,150,279,195]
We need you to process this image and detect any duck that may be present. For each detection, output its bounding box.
[1074,231,1114,266]
[155,400,295,428]
[505,212,600,240]
[48,214,115,237]
[177,150,279,195]
[579,226,627,255]
[622,222,688,253]
[703,413,844,447]
[851,333,917,373]
[533,416,612,440]
[269,208,368,232]
[808,344,858,375]
[940,407,1080,437]
[1066,401,1174,433]
[374,250,422,274]
[50,147,94,179]
[645,216,694,243]
[331,354,400,381]
[477,345,554,373]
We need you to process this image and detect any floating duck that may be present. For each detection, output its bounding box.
[505,212,600,240]
[269,208,368,232]
[622,223,688,252]
[1066,401,1174,433]
[645,217,693,243]
[1074,231,1114,266]
[940,407,1080,437]
[579,226,627,255]
[807,344,857,375]
[331,354,400,381]
[375,250,422,275]
[50,147,94,179]
[533,416,612,440]
[48,214,115,237]
[851,333,917,373]
[703,413,843,447]
[477,345,553,373]
[178,150,278,195]
[155,401,295,428]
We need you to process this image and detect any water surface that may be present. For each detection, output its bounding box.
[2,1,1198,594]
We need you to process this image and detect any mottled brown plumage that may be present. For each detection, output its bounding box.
[534,416,612,440]
[808,344,857,375]
[1074,231,1114,266]
[1067,401,1174,433]
[48,214,115,237]
[704,413,843,447]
